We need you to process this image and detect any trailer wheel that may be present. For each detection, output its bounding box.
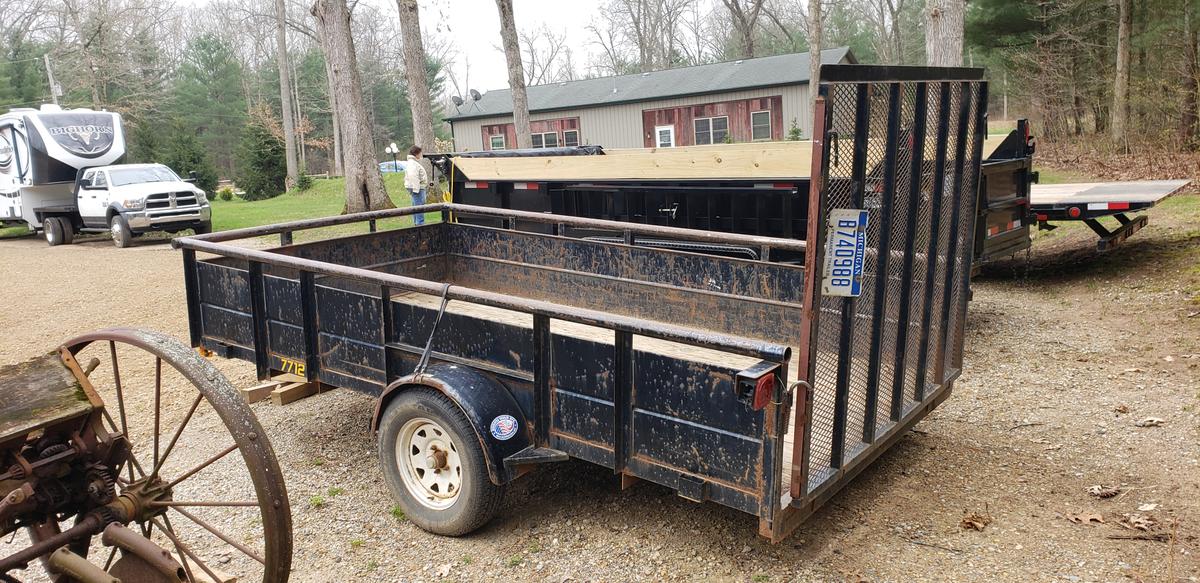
[44,217,63,246]
[110,214,133,248]
[378,389,504,536]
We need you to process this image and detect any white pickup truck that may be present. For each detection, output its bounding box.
[56,163,213,247]
[1,106,213,247]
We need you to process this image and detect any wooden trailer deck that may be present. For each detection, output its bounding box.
[449,136,1010,183]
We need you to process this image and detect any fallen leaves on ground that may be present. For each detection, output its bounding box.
[960,511,993,531]
[1118,513,1158,532]
[1066,512,1105,525]
[1086,485,1121,498]
[1134,417,1165,427]
[1113,404,1130,415]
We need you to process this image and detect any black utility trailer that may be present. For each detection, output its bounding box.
[174,65,988,541]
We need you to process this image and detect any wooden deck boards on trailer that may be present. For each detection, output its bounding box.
[1030,179,1191,207]
[450,136,1010,182]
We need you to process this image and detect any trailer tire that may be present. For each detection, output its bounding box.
[43,217,64,246]
[109,214,133,248]
[378,388,505,536]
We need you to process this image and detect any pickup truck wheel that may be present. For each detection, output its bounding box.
[58,218,74,244]
[378,389,504,536]
[109,215,133,248]
[43,217,64,246]
[194,220,213,235]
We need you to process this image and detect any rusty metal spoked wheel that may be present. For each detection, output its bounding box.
[60,328,291,583]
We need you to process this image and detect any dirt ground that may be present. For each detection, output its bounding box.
[1,193,1198,582]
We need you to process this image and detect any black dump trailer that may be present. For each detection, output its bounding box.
[435,87,1017,271]
[174,65,988,542]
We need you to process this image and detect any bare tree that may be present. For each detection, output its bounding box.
[721,0,765,58]
[860,0,907,65]
[396,0,436,153]
[311,0,391,212]
[520,25,572,86]
[1111,0,1131,148]
[924,0,963,67]
[808,0,822,114]
[497,0,531,149]
[589,0,692,74]
[275,0,299,188]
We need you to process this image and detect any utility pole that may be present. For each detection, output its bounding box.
[43,55,60,106]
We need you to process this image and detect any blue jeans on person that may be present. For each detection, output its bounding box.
[410,188,426,225]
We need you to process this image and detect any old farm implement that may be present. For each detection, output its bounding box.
[169,64,988,541]
[0,329,290,582]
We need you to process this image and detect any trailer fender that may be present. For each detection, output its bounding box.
[371,363,531,485]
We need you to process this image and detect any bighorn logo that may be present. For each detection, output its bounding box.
[47,125,113,154]
[0,134,12,168]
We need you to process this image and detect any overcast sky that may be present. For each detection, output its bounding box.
[411,0,604,94]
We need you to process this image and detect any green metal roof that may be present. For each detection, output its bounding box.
[445,47,855,122]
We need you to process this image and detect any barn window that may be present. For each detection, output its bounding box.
[490,135,506,150]
[531,132,559,148]
[563,130,579,147]
[751,111,772,141]
[694,116,729,145]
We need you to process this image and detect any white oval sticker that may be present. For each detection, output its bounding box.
[490,414,518,441]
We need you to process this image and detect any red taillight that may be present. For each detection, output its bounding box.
[753,375,775,411]
[1036,213,1049,222]
[1068,206,1081,218]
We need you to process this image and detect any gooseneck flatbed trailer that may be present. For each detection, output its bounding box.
[1030,179,1190,250]
[173,65,987,541]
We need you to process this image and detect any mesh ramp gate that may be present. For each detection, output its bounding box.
[782,66,987,530]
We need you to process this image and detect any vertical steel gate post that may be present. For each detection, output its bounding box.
[914,82,954,399]
[863,82,902,424]
[830,82,878,468]
[888,83,930,410]
[934,82,974,383]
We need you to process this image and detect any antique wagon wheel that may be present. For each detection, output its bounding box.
[59,328,292,583]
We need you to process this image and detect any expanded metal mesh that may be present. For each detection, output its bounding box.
[804,76,984,497]
[946,85,982,372]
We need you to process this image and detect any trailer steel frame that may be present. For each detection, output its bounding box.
[174,65,988,542]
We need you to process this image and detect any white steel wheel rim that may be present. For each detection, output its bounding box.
[110,221,121,239]
[396,417,463,510]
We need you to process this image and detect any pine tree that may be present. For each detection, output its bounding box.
[236,120,287,201]
[161,121,220,195]
[173,35,247,179]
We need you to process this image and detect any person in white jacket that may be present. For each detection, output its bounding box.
[404,146,430,225]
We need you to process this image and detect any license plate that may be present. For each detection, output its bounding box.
[821,209,869,297]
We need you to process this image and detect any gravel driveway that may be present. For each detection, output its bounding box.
[0,197,1196,582]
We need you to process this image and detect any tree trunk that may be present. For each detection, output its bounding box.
[312,0,392,212]
[396,0,436,153]
[807,0,822,120]
[496,0,532,149]
[924,0,964,67]
[1111,0,1131,149]
[1183,10,1199,147]
[275,0,299,189]
[323,57,344,176]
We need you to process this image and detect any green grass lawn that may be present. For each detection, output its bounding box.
[1,174,436,242]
